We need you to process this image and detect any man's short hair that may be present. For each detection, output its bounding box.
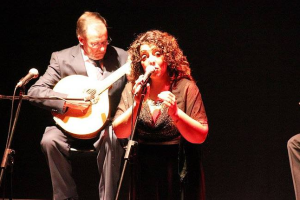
[76,11,107,38]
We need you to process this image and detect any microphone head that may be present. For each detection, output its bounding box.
[29,68,39,78]
[145,65,156,74]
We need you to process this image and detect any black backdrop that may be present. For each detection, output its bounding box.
[0,1,299,199]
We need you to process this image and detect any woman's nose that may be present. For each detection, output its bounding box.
[148,55,156,65]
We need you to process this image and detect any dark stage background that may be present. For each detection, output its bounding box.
[0,1,299,199]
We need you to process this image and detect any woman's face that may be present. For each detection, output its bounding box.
[139,44,168,80]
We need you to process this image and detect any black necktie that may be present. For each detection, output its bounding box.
[91,59,105,80]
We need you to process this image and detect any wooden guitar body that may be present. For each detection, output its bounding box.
[52,75,109,139]
[52,62,130,139]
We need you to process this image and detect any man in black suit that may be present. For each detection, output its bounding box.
[28,11,128,200]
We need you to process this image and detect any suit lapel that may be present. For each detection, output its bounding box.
[70,44,88,76]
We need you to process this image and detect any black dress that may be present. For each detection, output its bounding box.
[114,78,208,200]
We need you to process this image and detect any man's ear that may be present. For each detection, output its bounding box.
[78,36,84,45]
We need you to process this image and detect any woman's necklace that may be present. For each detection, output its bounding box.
[147,99,163,106]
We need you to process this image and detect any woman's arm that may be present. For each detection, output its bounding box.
[112,101,138,138]
[170,108,208,144]
[158,81,209,144]
[113,80,150,138]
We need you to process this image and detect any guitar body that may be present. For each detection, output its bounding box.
[52,75,109,139]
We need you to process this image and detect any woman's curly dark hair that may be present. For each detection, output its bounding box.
[128,30,194,84]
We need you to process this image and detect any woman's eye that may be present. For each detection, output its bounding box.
[155,51,161,56]
[141,54,147,61]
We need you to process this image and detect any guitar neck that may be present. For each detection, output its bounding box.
[97,62,129,94]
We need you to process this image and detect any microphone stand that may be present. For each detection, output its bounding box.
[0,87,25,200]
[115,82,148,200]
[0,92,86,198]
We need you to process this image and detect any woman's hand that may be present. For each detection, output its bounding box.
[158,91,178,120]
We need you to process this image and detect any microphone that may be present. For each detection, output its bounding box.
[134,65,156,95]
[16,68,39,88]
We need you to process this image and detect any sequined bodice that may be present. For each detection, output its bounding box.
[136,100,179,143]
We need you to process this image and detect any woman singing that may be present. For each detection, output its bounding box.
[113,30,209,200]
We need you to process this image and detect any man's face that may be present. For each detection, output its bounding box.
[78,22,108,60]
